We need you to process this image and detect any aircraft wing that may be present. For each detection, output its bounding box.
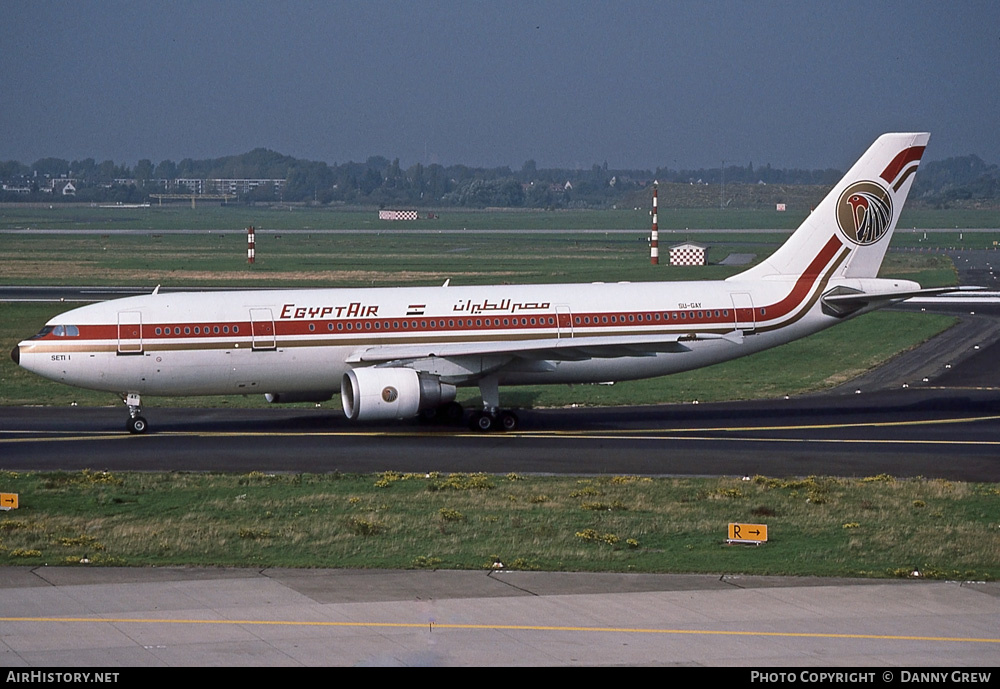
[347,330,744,365]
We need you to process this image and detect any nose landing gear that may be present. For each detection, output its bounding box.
[124,393,148,434]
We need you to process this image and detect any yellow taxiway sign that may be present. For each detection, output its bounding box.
[728,522,767,543]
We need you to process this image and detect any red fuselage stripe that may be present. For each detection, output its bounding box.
[763,235,844,321]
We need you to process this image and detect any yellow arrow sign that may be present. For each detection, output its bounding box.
[728,522,767,542]
[1,493,18,510]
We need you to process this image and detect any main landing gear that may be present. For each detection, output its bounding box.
[421,401,519,432]
[124,392,148,434]
[468,408,519,432]
[468,375,519,432]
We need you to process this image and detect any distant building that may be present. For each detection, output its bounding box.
[47,178,78,195]
[208,179,285,195]
[176,178,205,194]
[669,242,708,266]
[174,178,285,195]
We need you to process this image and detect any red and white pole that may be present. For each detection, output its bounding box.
[650,182,659,265]
[247,226,255,265]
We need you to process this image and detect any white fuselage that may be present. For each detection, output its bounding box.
[15,265,912,399]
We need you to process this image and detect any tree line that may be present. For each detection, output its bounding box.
[0,149,996,209]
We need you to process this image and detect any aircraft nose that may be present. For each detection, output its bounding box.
[10,344,19,365]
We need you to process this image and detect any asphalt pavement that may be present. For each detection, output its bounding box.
[1,567,997,667]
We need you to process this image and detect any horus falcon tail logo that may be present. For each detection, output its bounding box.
[836,180,893,245]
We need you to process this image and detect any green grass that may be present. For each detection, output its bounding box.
[0,225,960,288]
[0,470,996,578]
[0,230,682,287]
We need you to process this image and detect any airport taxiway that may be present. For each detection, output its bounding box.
[1,567,998,667]
[3,389,1000,480]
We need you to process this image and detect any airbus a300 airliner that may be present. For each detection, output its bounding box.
[13,133,951,433]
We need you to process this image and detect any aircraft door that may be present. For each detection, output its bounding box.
[249,308,276,350]
[731,293,755,332]
[117,311,143,354]
[556,305,573,339]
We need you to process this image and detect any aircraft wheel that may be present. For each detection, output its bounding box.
[127,416,148,435]
[470,411,494,432]
[499,410,519,432]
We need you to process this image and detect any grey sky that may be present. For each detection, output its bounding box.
[3,0,998,171]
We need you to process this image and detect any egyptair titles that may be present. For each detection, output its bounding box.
[279,297,553,320]
[280,302,379,319]
[452,298,550,314]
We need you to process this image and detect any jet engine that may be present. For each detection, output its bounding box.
[341,367,457,421]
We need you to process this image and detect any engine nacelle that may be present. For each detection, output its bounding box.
[341,367,457,421]
[264,391,334,404]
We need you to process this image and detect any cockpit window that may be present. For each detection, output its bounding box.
[29,326,54,340]
[30,325,80,339]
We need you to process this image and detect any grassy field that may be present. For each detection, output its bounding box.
[2,229,743,287]
[0,470,996,578]
[0,224,962,289]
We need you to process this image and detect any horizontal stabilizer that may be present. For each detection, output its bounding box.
[824,285,983,307]
[822,285,983,316]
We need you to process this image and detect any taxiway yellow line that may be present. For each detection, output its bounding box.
[1,615,997,644]
[3,412,1000,445]
[0,433,133,444]
[4,431,1000,446]
[517,413,1000,435]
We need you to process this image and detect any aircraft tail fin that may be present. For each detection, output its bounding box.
[730,133,929,282]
